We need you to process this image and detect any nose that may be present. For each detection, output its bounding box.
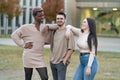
[41,15,45,19]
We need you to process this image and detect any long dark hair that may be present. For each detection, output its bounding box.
[87,18,98,55]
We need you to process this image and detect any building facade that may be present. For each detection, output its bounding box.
[0,0,120,34]
[0,0,44,34]
[66,0,120,35]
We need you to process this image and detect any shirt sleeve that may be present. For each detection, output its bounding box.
[47,24,58,30]
[91,39,96,54]
[87,39,95,67]
[67,32,75,50]
[11,27,24,48]
[66,25,81,37]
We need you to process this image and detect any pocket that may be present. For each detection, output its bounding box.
[66,61,70,65]
[61,61,69,66]
[60,61,65,66]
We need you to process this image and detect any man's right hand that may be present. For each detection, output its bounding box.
[24,42,33,49]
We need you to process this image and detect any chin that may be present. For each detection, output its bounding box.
[81,27,86,30]
[40,21,43,23]
[58,23,63,26]
[58,24,62,26]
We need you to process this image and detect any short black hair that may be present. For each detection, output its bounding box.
[57,12,66,19]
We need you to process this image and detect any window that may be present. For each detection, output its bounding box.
[16,16,20,27]
[41,0,44,3]
[8,19,12,27]
[23,8,26,24]
[29,8,32,23]
[30,0,32,6]
[35,0,38,6]
[23,0,26,5]
[0,14,4,27]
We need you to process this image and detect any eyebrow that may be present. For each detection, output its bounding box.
[57,18,64,19]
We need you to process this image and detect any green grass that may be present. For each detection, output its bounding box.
[0,45,23,69]
[95,52,120,80]
[1,33,120,38]
[0,45,120,80]
[0,34,11,38]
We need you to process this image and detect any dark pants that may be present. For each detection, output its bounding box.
[50,61,68,80]
[24,67,48,80]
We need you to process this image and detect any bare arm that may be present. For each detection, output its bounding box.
[63,49,74,65]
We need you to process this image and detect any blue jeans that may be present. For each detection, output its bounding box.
[74,53,99,80]
[50,61,68,80]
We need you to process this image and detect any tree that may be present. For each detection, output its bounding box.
[42,0,64,23]
[0,0,22,19]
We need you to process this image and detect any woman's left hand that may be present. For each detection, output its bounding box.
[86,66,91,76]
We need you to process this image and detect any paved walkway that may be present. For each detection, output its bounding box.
[0,37,120,52]
[97,37,120,52]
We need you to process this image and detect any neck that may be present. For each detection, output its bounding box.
[58,24,65,30]
[34,21,41,31]
[83,29,89,34]
[34,21,41,27]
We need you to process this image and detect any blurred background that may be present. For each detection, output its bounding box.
[0,0,120,37]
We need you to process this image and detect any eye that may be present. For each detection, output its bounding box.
[83,21,86,23]
[57,18,63,20]
[60,18,63,20]
[38,14,44,17]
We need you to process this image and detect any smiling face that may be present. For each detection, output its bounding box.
[56,15,66,27]
[34,11,45,23]
[81,18,89,31]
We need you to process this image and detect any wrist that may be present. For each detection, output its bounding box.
[87,66,91,68]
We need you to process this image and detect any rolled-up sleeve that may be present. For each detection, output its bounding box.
[68,33,75,51]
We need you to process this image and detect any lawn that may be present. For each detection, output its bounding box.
[0,45,120,80]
